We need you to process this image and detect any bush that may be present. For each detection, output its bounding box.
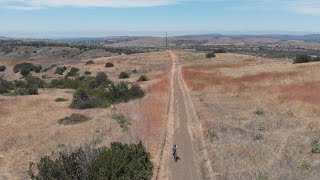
[109,82,145,103]
[58,114,90,125]
[28,142,153,180]
[0,77,15,94]
[15,86,38,95]
[66,67,80,77]
[55,67,66,75]
[85,60,95,65]
[93,72,111,88]
[119,72,129,79]
[25,76,46,88]
[13,63,41,74]
[84,71,92,75]
[70,88,105,109]
[294,54,312,64]
[55,97,68,102]
[0,65,6,72]
[111,109,131,131]
[105,62,114,67]
[138,75,149,82]
[214,49,226,53]
[206,51,216,58]
[311,140,320,154]
[20,68,31,76]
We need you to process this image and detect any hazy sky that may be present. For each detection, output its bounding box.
[1,0,320,37]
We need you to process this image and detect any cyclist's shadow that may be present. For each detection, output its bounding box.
[174,155,181,162]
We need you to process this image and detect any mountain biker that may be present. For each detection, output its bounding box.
[172,144,178,156]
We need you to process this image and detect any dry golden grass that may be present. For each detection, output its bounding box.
[0,51,171,179]
[179,51,320,179]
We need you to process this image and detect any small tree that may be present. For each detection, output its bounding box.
[105,62,114,68]
[54,67,66,75]
[119,72,129,79]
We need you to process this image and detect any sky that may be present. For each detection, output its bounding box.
[1,0,320,38]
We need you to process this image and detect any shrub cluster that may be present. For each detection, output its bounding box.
[119,72,130,79]
[0,77,15,94]
[206,51,216,58]
[0,76,44,95]
[105,62,114,67]
[293,54,312,64]
[13,63,42,76]
[85,60,95,65]
[0,65,6,72]
[28,142,153,180]
[54,66,67,75]
[109,82,145,103]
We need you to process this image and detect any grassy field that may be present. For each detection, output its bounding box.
[0,51,171,179]
[179,51,320,179]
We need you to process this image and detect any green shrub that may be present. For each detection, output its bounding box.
[13,63,41,74]
[84,71,92,75]
[0,65,6,72]
[92,72,111,88]
[20,68,31,76]
[294,54,312,64]
[58,114,90,125]
[0,77,15,94]
[119,72,129,79]
[105,62,114,67]
[109,82,145,103]
[85,60,95,65]
[138,75,149,82]
[311,140,320,154]
[55,97,68,102]
[28,142,153,180]
[15,86,38,96]
[70,88,105,109]
[214,49,226,53]
[25,76,46,88]
[206,51,216,58]
[111,109,131,131]
[66,67,80,77]
[55,67,66,75]
[132,69,138,73]
[42,64,57,72]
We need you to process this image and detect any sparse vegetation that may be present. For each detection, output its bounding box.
[138,75,149,82]
[311,140,320,154]
[105,62,114,67]
[54,66,67,75]
[119,72,130,79]
[66,67,80,77]
[297,161,311,171]
[204,129,218,142]
[111,108,131,131]
[206,51,216,58]
[15,86,38,96]
[85,60,95,65]
[55,97,68,102]
[58,114,90,125]
[0,65,6,72]
[254,108,264,116]
[84,71,92,75]
[28,142,153,180]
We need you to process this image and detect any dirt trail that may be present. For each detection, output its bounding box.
[168,51,201,180]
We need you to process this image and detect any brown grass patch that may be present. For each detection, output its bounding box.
[281,82,320,105]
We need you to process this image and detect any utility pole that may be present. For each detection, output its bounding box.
[166,32,168,50]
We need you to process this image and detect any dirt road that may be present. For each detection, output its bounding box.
[168,51,201,180]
